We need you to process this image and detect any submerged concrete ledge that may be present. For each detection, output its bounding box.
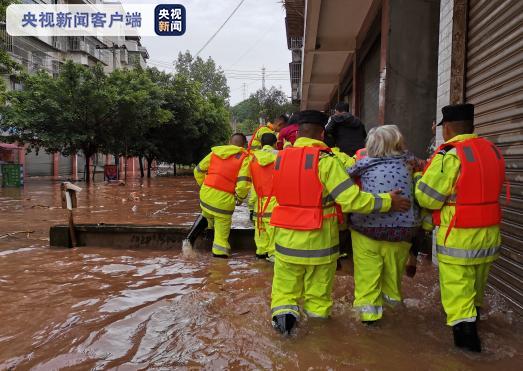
[49,224,256,251]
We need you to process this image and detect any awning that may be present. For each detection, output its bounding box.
[0,143,21,150]
[301,0,374,110]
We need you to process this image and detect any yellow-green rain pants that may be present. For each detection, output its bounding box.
[271,257,337,318]
[351,230,411,321]
[254,212,275,257]
[201,208,233,257]
[438,261,491,325]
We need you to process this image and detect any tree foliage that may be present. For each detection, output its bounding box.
[175,51,230,103]
[0,0,21,104]
[0,55,231,180]
[231,87,298,134]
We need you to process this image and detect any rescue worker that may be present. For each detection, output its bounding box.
[269,110,411,335]
[348,125,421,324]
[248,116,283,151]
[194,133,252,258]
[249,133,278,261]
[277,113,300,150]
[415,104,506,352]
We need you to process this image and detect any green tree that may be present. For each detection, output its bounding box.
[0,0,21,104]
[105,67,171,178]
[145,68,231,174]
[2,62,113,181]
[231,87,298,134]
[175,51,230,103]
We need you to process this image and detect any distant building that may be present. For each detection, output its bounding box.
[0,0,149,179]
[284,0,523,314]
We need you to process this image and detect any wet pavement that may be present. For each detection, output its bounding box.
[0,177,522,370]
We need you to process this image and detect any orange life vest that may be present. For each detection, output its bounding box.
[269,146,341,231]
[250,157,274,198]
[355,148,367,161]
[204,152,247,194]
[426,137,506,233]
[250,157,275,233]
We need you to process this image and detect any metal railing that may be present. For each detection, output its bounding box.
[289,37,303,50]
[0,22,13,53]
[289,61,301,85]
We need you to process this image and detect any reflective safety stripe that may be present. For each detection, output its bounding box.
[304,310,327,318]
[450,317,477,326]
[200,200,234,215]
[253,212,272,218]
[383,293,401,306]
[328,178,354,201]
[446,194,457,203]
[436,245,500,259]
[237,176,252,183]
[195,165,205,173]
[271,304,299,315]
[355,305,383,315]
[463,146,476,162]
[418,181,447,202]
[275,244,339,258]
[212,243,231,254]
[274,156,282,170]
[305,154,314,169]
[373,196,383,212]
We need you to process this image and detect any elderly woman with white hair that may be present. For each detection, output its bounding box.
[348,125,422,324]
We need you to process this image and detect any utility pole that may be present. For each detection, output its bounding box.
[242,82,246,100]
[262,66,266,90]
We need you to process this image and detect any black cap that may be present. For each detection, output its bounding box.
[438,103,474,126]
[298,110,328,126]
[288,112,300,125]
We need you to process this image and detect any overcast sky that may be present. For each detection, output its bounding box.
[124,0,291,106]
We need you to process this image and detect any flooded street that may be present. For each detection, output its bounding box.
[0,177,522,370]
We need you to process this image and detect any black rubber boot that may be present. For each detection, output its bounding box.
[272,314,296,335]
[362,320,378,326]
[476,306,481,321]
[203,229,214,242]
[453,322,481,352]
[256,253,268,259]
[212,253,229,259]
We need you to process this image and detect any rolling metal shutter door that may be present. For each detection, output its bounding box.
[59,155,72,176]
[25,152,52,177]
[359,40,380,129]
[466,0,523,312]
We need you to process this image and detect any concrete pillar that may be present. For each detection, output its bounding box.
[378,0,390,125]
[52,152,59,178]
[17,145,26,178]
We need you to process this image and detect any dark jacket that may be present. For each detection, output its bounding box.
[325,113,367,156]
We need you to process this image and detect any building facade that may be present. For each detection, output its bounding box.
[0,0,149,180]
[284,0,522,312]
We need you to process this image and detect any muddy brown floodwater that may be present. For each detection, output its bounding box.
[0,177,522,370]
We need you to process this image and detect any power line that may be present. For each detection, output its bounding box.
[195,0,247,57]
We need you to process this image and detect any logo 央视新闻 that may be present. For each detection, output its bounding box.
[154,4,186,36]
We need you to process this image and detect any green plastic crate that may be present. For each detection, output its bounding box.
[1,164,24,187]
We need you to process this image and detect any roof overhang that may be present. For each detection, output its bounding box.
[301,0,374,110]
